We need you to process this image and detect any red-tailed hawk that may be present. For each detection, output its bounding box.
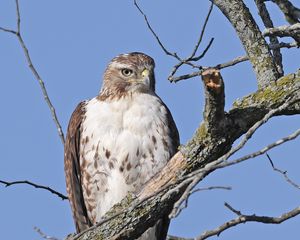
[64,52,179,239]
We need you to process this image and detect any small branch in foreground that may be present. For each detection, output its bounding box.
[0,180,68,200]
[0,0,65,144]
[34,227,60,240]
[195,203,300,240]
[215,125,300,170]
[266,153,300,190]
[170,185,231,219]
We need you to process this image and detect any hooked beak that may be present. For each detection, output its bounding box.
[128,69,150,85]
[142,69,149,78]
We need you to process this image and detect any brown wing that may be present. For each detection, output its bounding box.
[64,101,92,233]
[155,99,180,240]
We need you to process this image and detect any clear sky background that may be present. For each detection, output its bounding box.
[0,1,299,239]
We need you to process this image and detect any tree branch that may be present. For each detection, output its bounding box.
[271,0,300,24]
[263,23,300,43]
[34,227,60,240]
[266,153,300,190]
[255,0,284,75]
[134,0,215,83]
[168,203,300,240]
[0,0,65,144]
[0,180,68,200]
[200,69,225,137]
[195,203,300,240]
[212,0,280,88]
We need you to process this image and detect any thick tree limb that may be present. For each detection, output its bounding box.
[212,0,280,88]
[255,0,284,75]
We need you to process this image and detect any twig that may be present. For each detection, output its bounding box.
[134,0,215,82]
[34,227,60,240]
[224,202,242,216]
[167,236,192,240]
[0,180,68,200]
[189,2,214,61]
[195,204,300,240]
[0,0,65,144]
[170,40,298,83]
[215,125,300,170]
[133,0,180,60]
[266,153,300,190]
[170,185,232,219]
[169,176,200,218]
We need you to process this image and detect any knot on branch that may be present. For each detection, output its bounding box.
[200,69,226,139]
[202,69,224,94]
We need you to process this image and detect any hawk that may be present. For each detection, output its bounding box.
[64,52,179,239]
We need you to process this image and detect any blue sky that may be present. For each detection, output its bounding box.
[0,1,299,239]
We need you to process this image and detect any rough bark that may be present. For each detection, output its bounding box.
[212,0,280,88]
[71,70,300,240]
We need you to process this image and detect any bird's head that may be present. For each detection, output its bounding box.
[99,52,156,100]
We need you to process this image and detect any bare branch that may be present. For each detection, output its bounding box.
[134,0,216,83]
[224,202,242,216]
[170,184,232,219]
[263,23,300,43]
[181,97,300,185]
[255,0,284,75]
[215,126,300,170]
[271,0,300,24]
[212,0,280,88]
[217,97,297,163]
[0,0,65,144]
[195,204,300,240]
[171,40,298,83]
[0,27,17,34]
[34,227,60,240]
[167,236,192,240]
[266,153,300,190]
[169,176,200,219]
[133,0,180,60]
[0,180,68,200]
[269,41,299,49]
[189,2,214,60]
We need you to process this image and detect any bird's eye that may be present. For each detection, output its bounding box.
[121,68,133,77]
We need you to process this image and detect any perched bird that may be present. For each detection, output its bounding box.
[64,52,179,239]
